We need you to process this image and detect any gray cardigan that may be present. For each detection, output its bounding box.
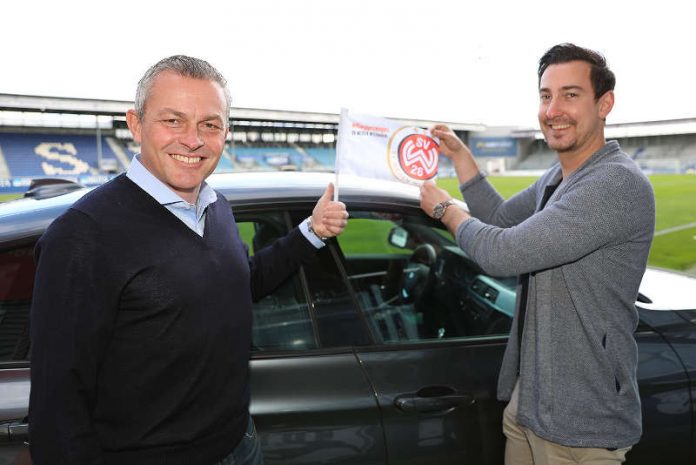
[456,141,655,448]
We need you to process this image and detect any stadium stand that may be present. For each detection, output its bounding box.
[215,148,236,172]
[618,134,696,160]
[0,132,124,177]
[1,94,694,195]
[623,133,696,173]
[514,140,558,170]
[304,147,336,169]
[125,141,140,158]
[104,137,132,168]
[229,145,306,171]
[515,152,557,170]
[513,132,696,173]
[619,137,684,173]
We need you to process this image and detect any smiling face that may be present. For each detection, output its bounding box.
[126,71,228,203]
[538,60,614,164]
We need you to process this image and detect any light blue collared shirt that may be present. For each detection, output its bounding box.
[126,155,325,247]
[126,156,217,236]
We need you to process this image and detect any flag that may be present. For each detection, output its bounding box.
[335,109,439,186]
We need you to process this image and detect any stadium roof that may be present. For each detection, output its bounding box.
[0,93,486,132]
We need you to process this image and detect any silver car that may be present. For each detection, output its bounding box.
[1,172,695,464]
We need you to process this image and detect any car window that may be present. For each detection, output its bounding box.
[336,210,515,344]
[0,245,33,361]
[0,211,354,360]
[235,212,319,351]
[287,211,371,348]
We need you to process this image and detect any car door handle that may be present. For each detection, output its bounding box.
[0,420,29,443]
[394,386,475,413]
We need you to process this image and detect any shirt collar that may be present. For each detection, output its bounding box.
[126,155,217,210]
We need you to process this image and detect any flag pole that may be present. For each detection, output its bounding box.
[333,108,348,202]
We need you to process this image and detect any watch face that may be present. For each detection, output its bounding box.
[433,203,445,219]
[433,200,451,219]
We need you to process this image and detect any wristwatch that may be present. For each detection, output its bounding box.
[432,199,454,220]
[306,217,329,241]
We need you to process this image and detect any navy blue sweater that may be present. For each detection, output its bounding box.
[29,175,318,465]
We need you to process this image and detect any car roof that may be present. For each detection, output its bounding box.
[209,171,422,206]
[0,172,423,243]
[0,187,93,243]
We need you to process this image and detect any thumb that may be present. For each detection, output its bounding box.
[421,180,436,190]
[320,182,335,202]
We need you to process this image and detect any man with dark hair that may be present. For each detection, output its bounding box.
[420,43,655,464]
[29,55,348,465]
[538,43,616,102]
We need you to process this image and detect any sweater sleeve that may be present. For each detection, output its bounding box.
[455,165,655,277]
[29,210,115,465]
[460,172,539,227]
[248,226,318,301]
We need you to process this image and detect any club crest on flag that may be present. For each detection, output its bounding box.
[388,127,439,183]
[335,109,440,189]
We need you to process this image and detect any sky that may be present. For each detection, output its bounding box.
[2,0,695,129]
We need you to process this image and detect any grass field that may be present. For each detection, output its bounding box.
[2,174,694,274]
[437,174,696,275]
[0,193,20,202]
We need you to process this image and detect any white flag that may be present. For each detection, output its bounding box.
[335,109,439,186]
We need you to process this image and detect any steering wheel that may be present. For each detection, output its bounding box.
[399,244,437,304]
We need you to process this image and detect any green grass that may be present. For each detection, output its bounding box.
[0,193,21,202]
[648,175,696,274]
[650,228,696,274]
[649,175,696,230]
[436,176,539,200]
[437,174,696,275]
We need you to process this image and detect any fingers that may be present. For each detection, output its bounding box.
[315,211,348,236]
[419,181,450,218]
[420,180,440,194]
[320,214,349,236]
[430,124,450,135]
[430,124,454,140]
[429,125,465,157]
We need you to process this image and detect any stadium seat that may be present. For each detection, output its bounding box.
[0,133,123,177]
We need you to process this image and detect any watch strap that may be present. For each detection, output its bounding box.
[307,217,328,241]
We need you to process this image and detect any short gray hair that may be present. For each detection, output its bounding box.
[134,55,231,123]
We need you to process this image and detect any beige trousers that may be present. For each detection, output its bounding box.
[503,381,630,465]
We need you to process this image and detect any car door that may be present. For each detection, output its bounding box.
[629,308,695,464]
[331,205,696,465]
[0,241,33,464]
[333,208,511,465]
[236,208,386,465]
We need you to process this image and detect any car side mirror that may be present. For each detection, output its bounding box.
[388,227,409,248]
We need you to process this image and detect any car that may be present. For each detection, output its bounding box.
[0,171,695,465]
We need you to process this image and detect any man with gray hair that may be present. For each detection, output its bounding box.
[420,44,655,464]
[29,55,348,465]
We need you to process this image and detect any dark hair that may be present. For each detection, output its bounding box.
[538,43,615,100]
[135,55,231,123]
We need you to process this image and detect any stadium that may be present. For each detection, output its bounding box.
[1,92,695,273]
[2,93,695,187]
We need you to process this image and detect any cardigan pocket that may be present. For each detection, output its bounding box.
[602,332,622,395]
